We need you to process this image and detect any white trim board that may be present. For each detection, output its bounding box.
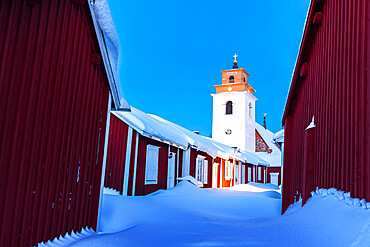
[122,127,133,195]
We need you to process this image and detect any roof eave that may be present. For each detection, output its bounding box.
[282,0,320,126]
[88,2,129,110]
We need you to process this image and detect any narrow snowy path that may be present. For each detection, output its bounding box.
[44,182,370,247]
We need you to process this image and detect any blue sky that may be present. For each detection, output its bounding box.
[108,0,310,136]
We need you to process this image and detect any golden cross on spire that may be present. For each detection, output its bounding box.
[233,53,238,62]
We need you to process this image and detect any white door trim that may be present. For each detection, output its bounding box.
[122,127,133,195]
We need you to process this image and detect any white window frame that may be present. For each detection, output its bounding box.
[258,166,262,181]
[145,145,160,185]
[248,167,252,182]
[270,172,279,186]
[195,155,208,186]
[224,161,233,180]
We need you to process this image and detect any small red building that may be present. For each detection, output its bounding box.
[105,110,188,196]
[105,108,271,195]
[282,0,370,213]
[0,1,127,245]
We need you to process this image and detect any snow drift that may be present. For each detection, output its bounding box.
[40,184,369,247]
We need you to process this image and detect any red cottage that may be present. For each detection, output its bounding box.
[0,0,127,245]
[105,110,188,196]
[106,108,271,194]
[148,111,271,189]
[282,0,370,213]
[189,148,213,188]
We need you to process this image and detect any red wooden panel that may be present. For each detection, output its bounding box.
[191,150,213,188]
[178,149,183,179]
[0,1,111,246]
[266,167,282,185]
[105,114,129,194]
[135,136,169,196]
[221,158,233,188]
[282,0,369,212]
[169,146,179,186]
[127,130,138,196]
[189,148,197,177]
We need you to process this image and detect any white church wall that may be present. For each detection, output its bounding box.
[212,91,256,152]
[244,92,256,152]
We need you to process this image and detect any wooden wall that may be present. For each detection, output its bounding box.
[0,1,110,245]
[282,0,370,212]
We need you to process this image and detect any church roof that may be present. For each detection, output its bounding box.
[254,123,282,167]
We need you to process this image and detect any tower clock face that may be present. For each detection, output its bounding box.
[226,129,232,135]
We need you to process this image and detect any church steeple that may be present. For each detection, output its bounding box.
[233,53,238,69]
[213,54,255,94]
[211,54,257,153]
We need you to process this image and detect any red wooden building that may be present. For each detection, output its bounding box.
[153,114,271,189]
[105,110,188,196]
[0,0,127,246]
[105,108,271,195]
[282,0,370,213]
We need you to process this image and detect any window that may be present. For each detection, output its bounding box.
[224,161,233,180]
[249,103,253,118]
[258,167,261,181]
[229,76,234,83]
[248,167,252,182]
[145,145,160,184]
[195,155,208,185]
[226,101,233,115]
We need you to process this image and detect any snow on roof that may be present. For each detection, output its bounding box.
[149,114,268,166]
[255,123,280,154]
[254,152,281,167]
[112,108,189,149]
[112,107,269,166]
[254,123,282,167]
[149,114,234,160]
[273,129,284,143]
[88,0,129,110]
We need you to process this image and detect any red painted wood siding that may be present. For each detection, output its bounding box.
[245,164,254,183]
[169,145,180,186]
[106,117,184,195]
[105,114,129,194]
[177,148,184,179]
[221,158,234,188]
[267,167,281,185]
[127,130,138,196]
[189,149,213,188]
[282,0,370,212]
[255,166,266,183]
[135,136,169,195]
[0,1,110,246]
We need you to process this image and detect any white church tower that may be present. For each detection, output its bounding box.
[211,54,257,152]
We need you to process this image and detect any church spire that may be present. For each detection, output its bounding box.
[233,53,238,69]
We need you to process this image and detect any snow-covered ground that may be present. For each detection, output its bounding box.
[41,182,370,247]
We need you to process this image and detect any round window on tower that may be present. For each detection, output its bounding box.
[226,129,232,135]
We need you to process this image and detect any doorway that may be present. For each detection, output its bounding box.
[167,152,176,189]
